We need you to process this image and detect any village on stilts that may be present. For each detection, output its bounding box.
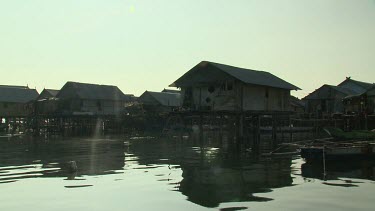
[1,61,375,158]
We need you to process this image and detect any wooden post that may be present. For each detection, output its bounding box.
[253,115,261,153]
[239,114,244,138]
[272,115,277,149]
[199,113,203,146]
[289,117,293,142]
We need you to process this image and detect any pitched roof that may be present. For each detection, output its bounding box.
[37,89,60,100]
[330,85,359,96]
[0,85,29,89]
[57,81,126,101]
[162,88,180,94]
[338,77,373,90]
[171,61,300,90]
[44,89,59,97]
[141,91,181,107]
[303,84,358,100]
[0,86,39,103]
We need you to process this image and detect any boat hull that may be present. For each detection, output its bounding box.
[301,144,375,162]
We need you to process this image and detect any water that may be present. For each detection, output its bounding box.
[0,134,374,211]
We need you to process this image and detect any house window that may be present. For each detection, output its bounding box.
[265,88,269,98]
[3,103,8,108]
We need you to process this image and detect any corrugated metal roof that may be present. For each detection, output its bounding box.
[338,78,373,91]
[330,85,359,95]
[142,91,181,107]
[171,61,300,90]
[57,81,126,101]
[303,85,358,100]
[0,86,39,103]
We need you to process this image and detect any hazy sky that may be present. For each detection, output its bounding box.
[1,0,374,98]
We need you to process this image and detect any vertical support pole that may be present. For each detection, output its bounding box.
[289,116,293,142]
[272,114,277,149]
[253,115,261,154]
[239,114,244,138]
[199,113,203,147]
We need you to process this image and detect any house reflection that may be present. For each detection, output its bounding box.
[127,134,295,208]
[0,136,125,182]
[178,155,294,207]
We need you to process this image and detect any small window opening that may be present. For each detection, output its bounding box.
[208,86,215,93]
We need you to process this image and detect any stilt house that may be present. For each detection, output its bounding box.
[303,85,357,116]
[169,61,300,112]
[304,78,373,116]
[35,89,60,115]
[56,82,127,116]
[139,91,181,113]
[37,89,59,100]
[340,78,374,114]
[0,85,39,117]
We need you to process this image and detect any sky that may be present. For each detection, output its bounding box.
[0,0,374,98]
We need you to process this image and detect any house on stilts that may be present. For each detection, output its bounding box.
[303,77,373,117]
[0,85,39,133]
[170,61,300,113]
[56,81,128,116]
[139,90,181,114]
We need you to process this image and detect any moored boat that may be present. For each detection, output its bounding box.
[301,142,375,162]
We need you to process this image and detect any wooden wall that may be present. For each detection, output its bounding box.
[0,102,33,117]
[182,81,291,112]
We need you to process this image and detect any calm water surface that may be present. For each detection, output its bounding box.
[0,134,374,211]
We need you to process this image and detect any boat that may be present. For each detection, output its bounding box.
[300,142,375,162]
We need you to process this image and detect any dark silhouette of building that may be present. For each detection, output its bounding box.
[170,61,300,112]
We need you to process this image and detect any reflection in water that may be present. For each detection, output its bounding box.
[1,132,375,210]
[126,134,295,207]
[178,156,293,207]
[0,136,125,183]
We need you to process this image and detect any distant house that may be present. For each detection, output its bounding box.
[344,85,375,115]
[338,77,373,94]
[37,89,59,100]
[56,82,127,116]
[303,85,357,116]
[290,96,305,114]
[0,85,39,117]
[35,89,60,115]
[169,61,300,112]
[366,86,375,114]
[304,77,374,116]
[139,91,181,113]
[339,78,374,114]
